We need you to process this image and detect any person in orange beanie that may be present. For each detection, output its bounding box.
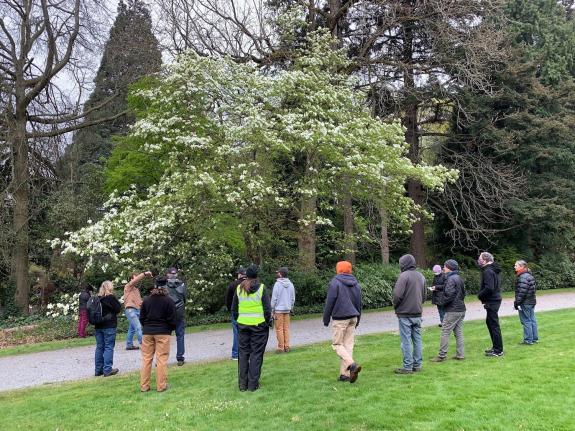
[323,261,363,383]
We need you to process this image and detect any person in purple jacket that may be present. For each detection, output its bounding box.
[323,261,363,384]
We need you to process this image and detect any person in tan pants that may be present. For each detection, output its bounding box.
[323,261,363,383]
[139,276,177,392]
[271,267,295,353]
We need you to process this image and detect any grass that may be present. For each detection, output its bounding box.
[1,287,573,359]
[1,309,574,431]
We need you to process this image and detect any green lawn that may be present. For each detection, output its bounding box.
[1,287,573,359]
[1,309,574,431]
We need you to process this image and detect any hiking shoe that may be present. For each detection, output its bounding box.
[338,375,350,382]
[95,372,103,377]
[103,368,119,377]
[248,384,260,392]
[177,360,185,366]
[412,367,422,373]
[126,345,139,351]
[484,348,494,354]
[430,356,446,362]
[438,324,442,327]
[394,368,413,375]
[349,363,362,383]
[452,356,465,360]
[519,341,534,345]
[485,351,504,357]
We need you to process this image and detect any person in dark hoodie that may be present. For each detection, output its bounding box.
[94,281,122,377]
[431,264,447,326]
[77,283,93,338]
[477,251,504,357]
[139,276,177,392]
[271,266,296,353]
[166,267,187,366]
[431,260,466,362]
[393,254,426,374]
[514,260,538,345]
[323,261,362,383]
[231,265,273,392]
[226,267,247,360]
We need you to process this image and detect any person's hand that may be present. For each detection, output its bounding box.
[272,313,277,320]
[324,322,329,327]
[144,271,153,277]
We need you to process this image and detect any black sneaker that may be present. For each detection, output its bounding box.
[485,351,504,357]
[412,367,422,373]
[103,368,119,377]
[338,375,350,382]
[394,368,413,375]
[484,348,494,354]
[177,360,185,366]
[126,345,140,351]
[349,363,362,383]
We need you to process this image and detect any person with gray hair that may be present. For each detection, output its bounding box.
[514,260,539,345]
[477,251,504,357]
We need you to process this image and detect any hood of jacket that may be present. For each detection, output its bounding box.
[482,262,501,274]
[335,273,359,287]
[276,277,292,288]
[399,254,417,272]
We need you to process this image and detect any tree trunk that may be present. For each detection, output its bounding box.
[8,111,30,313]
[342,182,356,264]
[402,16,427,267]
[379,206,390,265]
[298,194,317,271]
[298,153,317,271]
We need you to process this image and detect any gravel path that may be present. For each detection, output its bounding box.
[2,292,575,392]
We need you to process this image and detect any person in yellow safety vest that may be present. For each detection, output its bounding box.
[231,264,273,392]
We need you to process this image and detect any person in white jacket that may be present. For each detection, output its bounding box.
[271,267,296,353]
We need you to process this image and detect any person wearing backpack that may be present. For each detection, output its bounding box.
[139,276,177,392]
[166,267,187,366]
[77,283,93,338]
[94,281,122,377]
[124,270,153,351]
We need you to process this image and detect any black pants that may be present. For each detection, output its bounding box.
[485,301,503,353]
[238,323,269,390]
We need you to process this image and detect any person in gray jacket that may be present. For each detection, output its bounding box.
[166,267,187,365]
[393,254,426,374]
[271,267,296,353]
[431,259,466,362]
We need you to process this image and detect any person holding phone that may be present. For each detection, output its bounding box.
[430,264,446,326]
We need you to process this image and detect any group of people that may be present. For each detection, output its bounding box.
[78,250,539,392]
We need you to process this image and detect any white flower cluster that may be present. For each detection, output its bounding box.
[46,293,80,319]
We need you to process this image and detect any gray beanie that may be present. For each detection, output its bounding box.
[444,259,459,271]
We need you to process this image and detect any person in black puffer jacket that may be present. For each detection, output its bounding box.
[431,265,446,325]
[94,281,122,377]
[431,260,466,362]
[477,252,504,356]
[514,260,539,345]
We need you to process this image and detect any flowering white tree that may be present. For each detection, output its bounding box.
[54,29,457,311]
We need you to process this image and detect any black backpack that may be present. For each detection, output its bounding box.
[87,295,106,325]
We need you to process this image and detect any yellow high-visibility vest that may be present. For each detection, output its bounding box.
[237,284,265,325]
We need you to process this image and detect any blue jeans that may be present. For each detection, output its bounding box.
[437,305,445,324]
[95,327,117,375]
[518,304,539,344]
[125,307,142,347]
[231,315,239,359]
[175,319,186,361]
[398,317,423,370]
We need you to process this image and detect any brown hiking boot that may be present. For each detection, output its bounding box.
[394,368,413,375]
[349,363,362,383]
